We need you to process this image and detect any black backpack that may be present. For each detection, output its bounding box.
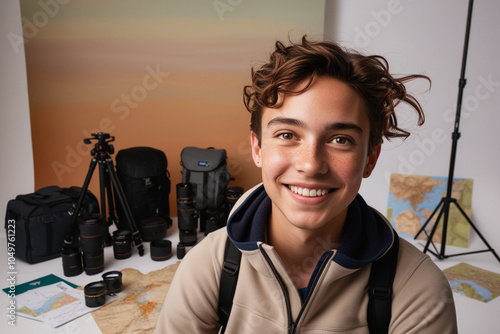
[180,147,231,211]
[115,147,172,238]
[218,235,399,334]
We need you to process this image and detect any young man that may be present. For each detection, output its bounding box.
[154,37,458,333]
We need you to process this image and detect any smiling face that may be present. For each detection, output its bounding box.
[251,76,381,239]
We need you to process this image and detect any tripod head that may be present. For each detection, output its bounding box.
[84,132,115,157]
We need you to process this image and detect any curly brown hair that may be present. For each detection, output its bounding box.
[243,36,429,153]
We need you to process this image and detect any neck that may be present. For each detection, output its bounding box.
[267,210,344,289]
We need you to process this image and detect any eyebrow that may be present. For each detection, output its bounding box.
[267,117,363,133]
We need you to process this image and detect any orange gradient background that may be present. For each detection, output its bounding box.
[21,0,324,211]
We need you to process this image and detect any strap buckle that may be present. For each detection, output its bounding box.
[222,259,239,276]
[372,286,392,299]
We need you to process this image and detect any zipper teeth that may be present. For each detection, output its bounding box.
[259,244,295,334]
[294,251,334,328]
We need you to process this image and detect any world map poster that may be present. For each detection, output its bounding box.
[387,173,473,248]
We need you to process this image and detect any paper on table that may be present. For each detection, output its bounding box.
[16,281,97,328]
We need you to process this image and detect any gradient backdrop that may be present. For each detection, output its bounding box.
[20,0,325,211]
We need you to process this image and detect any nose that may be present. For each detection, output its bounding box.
[295,141,328,176]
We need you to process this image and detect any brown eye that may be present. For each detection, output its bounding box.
[278,133,296,140]
[332,136,353,145]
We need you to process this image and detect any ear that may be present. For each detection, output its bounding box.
[363,144,381,178]
[250,131,262,168]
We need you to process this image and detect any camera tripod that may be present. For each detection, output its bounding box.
[63,132,144,256]
[414,0,500,264]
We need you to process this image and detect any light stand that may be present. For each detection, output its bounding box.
[414,0,500,264]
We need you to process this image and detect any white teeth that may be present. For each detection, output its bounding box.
[288,185,329,197]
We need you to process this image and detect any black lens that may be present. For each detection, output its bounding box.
[176,183,198,245]
[225,186,244,215]
[79,213,106,254]
[83,250,104,275]
[102,271,123,294]
[150,240,173,261]
[79,213,106,275]
[61,247,83,277]
[113,230,132,260]
[84,281,106,307]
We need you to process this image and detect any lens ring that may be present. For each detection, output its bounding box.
[150,240,172,261]
[102,271,123,294]
[84,281,106,307]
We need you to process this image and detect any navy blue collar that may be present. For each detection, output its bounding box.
[227,185,393,268]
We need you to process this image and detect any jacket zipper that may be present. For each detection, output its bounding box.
[259,244,295,333]
[258,245,334,334]
[294,251,334,328]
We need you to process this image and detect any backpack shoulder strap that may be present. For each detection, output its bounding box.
[367,233,399,334]
[218,236,242,333]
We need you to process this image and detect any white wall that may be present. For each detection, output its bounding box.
[325,0,500,260]
[0,1,34,220]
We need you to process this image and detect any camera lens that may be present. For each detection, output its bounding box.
[84,281,106,307]
[79,213,106,275]
[176,183,198,245]
[83,250,104,275]
[79,213,106,254]
[61,247,83,277]
[150,240,172,261]
[225,186,244,217]
[102,271,123,294]
[113,230,132,260]
[177,243,186,259]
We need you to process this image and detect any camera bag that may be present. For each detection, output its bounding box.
[139,216,169,241]
[115,147,172,233]
[180,146,231,211]
[4,186,99,264]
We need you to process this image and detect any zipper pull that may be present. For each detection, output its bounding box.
[288,322,296,334]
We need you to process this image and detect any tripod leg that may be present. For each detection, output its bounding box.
[98,161,114,246]
[451,201,500,263]
[415,198,444,239]
[103,167,117,227]
[64,158,98,246]
[439,199,453,259]
[423,203,446,257]
[105,158,145,256]
[98,161,107,218]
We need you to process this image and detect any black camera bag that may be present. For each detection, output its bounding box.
[139,216,169,241]
[4,186,99,264]
[115,147,172,234]
[181,147,231,210]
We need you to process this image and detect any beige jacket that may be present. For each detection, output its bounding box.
[155,185,457,333]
